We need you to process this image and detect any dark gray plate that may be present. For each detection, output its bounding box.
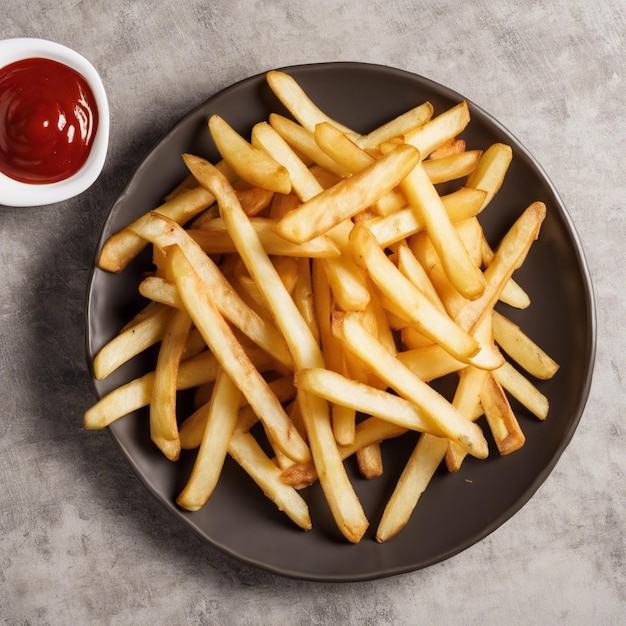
[85,62,596,581]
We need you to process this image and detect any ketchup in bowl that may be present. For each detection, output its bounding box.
[0,57,99,184]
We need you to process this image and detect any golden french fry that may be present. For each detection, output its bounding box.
[208,114,292,195]
[465,143,513,211]
[375,434,449,543]
[399,160,486,299]
[397,344,466,382]
[492,310,559,380]
[176,369,242,510]
[317,254,371,312]
[492,360,550,420]
[481,373,526,455]
[266,70,361,141]
[138,277,182,309]
[275,144,420,244]
[292,257,320,344]
[149,307,192,461]
[481,235,530,309]
[269,113,352,178]
[396,242,446,312]
[358,101,434,149]
[85,350,221,429]
[422,150,481,184]
[294,367,448,439]
[445,365,490,472]
[314,121,374,173]
[93,303,172,380]
[403,100,471,158]
[428,137,466,159]
[455,202,547,333]
[356,444,384,479]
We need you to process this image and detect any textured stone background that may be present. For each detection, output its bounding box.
[0,1,624,624]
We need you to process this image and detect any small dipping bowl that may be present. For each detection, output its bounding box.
[0,38,109,207]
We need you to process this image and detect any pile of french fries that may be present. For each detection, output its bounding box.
[85,70,559,544]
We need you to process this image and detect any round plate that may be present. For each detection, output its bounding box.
[85,62,596,581]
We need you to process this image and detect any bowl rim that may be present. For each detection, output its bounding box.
[0,37,109,207]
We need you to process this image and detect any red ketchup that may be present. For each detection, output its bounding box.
[0,57,99,184]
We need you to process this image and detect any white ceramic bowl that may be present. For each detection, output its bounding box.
[0,38,109,207]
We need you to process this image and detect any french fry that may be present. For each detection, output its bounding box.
[492,360,550,420]
[176,369,242,510]
[445,365,490,472]
[481,235,530,309]
[480,373,526,455]
[269,113,352,178]
[251,120,322,202]
[465,143,513,212]
[275,143,420,244]
[376,434,449,543]
[492,310,559,380]
[93,302,172,380]
[294,368,448,440]
[292,257,320,344]
[399,159,486,299]
[428,137,466,159]
[403,100,471,159]
[397,344,466,382]
[358,101,434,149]
[149,307,192,461]
[421,150,482,185]
[366,186,486,248]
[317,254,371,312]
[454,202,546,333]
[227,426,312,531]
[396,242,446,313]
[208,114,292,194]
[356,444,384,480]
[266,70,361,141]
[314,121,375,173]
